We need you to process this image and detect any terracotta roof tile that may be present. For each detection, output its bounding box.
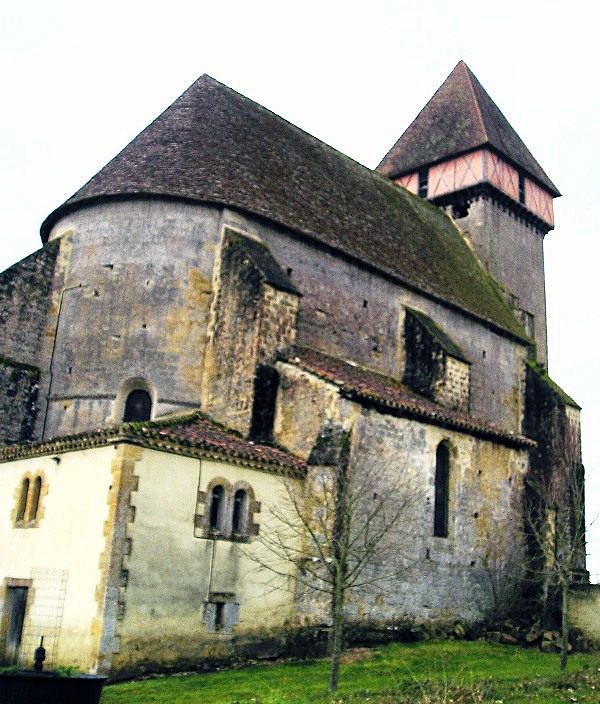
[141,413,306,470]
[281,346,534,448]
[0,411,307,473]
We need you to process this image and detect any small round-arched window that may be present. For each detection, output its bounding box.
[232,489,248,534]
[123,389,152,422]
[209,485,225,530]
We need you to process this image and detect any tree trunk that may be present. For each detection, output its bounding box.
[329,433,351,692]
[560,580,568,671]
[329,581,345,692]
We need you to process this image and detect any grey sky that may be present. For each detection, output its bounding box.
[1,0,599,577]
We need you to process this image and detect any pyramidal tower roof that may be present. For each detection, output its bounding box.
[377,61,559,196]
[41,73,526,339]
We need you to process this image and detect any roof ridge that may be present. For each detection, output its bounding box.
[462,61,488,141]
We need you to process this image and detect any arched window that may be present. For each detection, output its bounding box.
[29,476,42,521]
[434,442,450,538]
[209,485,225,531]
[232,489,247,534]
[123,389,152,422]
[16,478,29,522]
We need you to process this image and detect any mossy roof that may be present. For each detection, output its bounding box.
[527,361,580,409]
[377,60,559,196]
[41,74,525,340]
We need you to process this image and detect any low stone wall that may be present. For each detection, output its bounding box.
[569,585,600,646]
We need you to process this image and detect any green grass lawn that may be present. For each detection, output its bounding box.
[100,641,600,703]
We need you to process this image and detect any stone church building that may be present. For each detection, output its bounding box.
[0,61,585,675]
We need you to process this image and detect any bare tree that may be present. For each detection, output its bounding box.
[252,424,421,692]
[480,516,526,621]
[524,410,586,670]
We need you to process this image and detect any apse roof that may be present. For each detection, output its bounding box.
[41,73,525,339]
[377,61,560,196]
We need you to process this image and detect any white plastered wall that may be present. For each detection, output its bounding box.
[0,446,116,671]
[113,448,300,672]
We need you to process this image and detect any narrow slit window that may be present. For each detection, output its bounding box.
[29,476,42,521]
[232,489,247,534]
[209,485,224,531]
[434,442,450,537]
[249,365,279,443]
[215,602,225,631]
[16,478,29,522]
[518,173,526,204]
[418,167,429,198]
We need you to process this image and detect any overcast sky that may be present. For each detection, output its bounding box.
[1,1,599,578]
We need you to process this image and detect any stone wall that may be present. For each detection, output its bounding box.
[257,286,298,363]
[0,357,40,443]
[18,200,529,440]
[434,356,470,414]
[343,409,528,623]
[402,308,471,413]
[203,229,298,435]
[225,209,528,434]
[0,243,59,442]
[523,362,587,613]
[43,201,222,438]
[0,242,59,368]
[274,361,359,460]
[273,362,528,623]
[451,196,547,364]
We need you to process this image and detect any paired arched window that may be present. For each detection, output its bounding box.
[16,478,29,522]
[30,477,42,521]
[123,389,152,422]
[209,485,225,530]
[433,442,450,538]
[232,489,248,534]
[15,474,44,526]
[200,482,255,540]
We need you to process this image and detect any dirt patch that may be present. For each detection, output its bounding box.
[340,647,373,664]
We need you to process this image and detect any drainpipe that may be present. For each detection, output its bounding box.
[41,284,88,440]
[207,538,217,601]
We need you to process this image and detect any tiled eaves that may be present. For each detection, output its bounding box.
[281,349,535,450]
[342,387,535,449]
[0,415,307,477]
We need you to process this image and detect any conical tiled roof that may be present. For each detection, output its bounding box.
[377,61,559,196]
[41,74,525,339]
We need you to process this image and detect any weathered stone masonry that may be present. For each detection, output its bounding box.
[0,242,59,441]
[202,229,299,435]
[0,64,586,674]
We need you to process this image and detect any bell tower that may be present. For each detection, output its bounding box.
[378,61,559,364]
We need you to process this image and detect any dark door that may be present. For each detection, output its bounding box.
[5,587,28,663]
